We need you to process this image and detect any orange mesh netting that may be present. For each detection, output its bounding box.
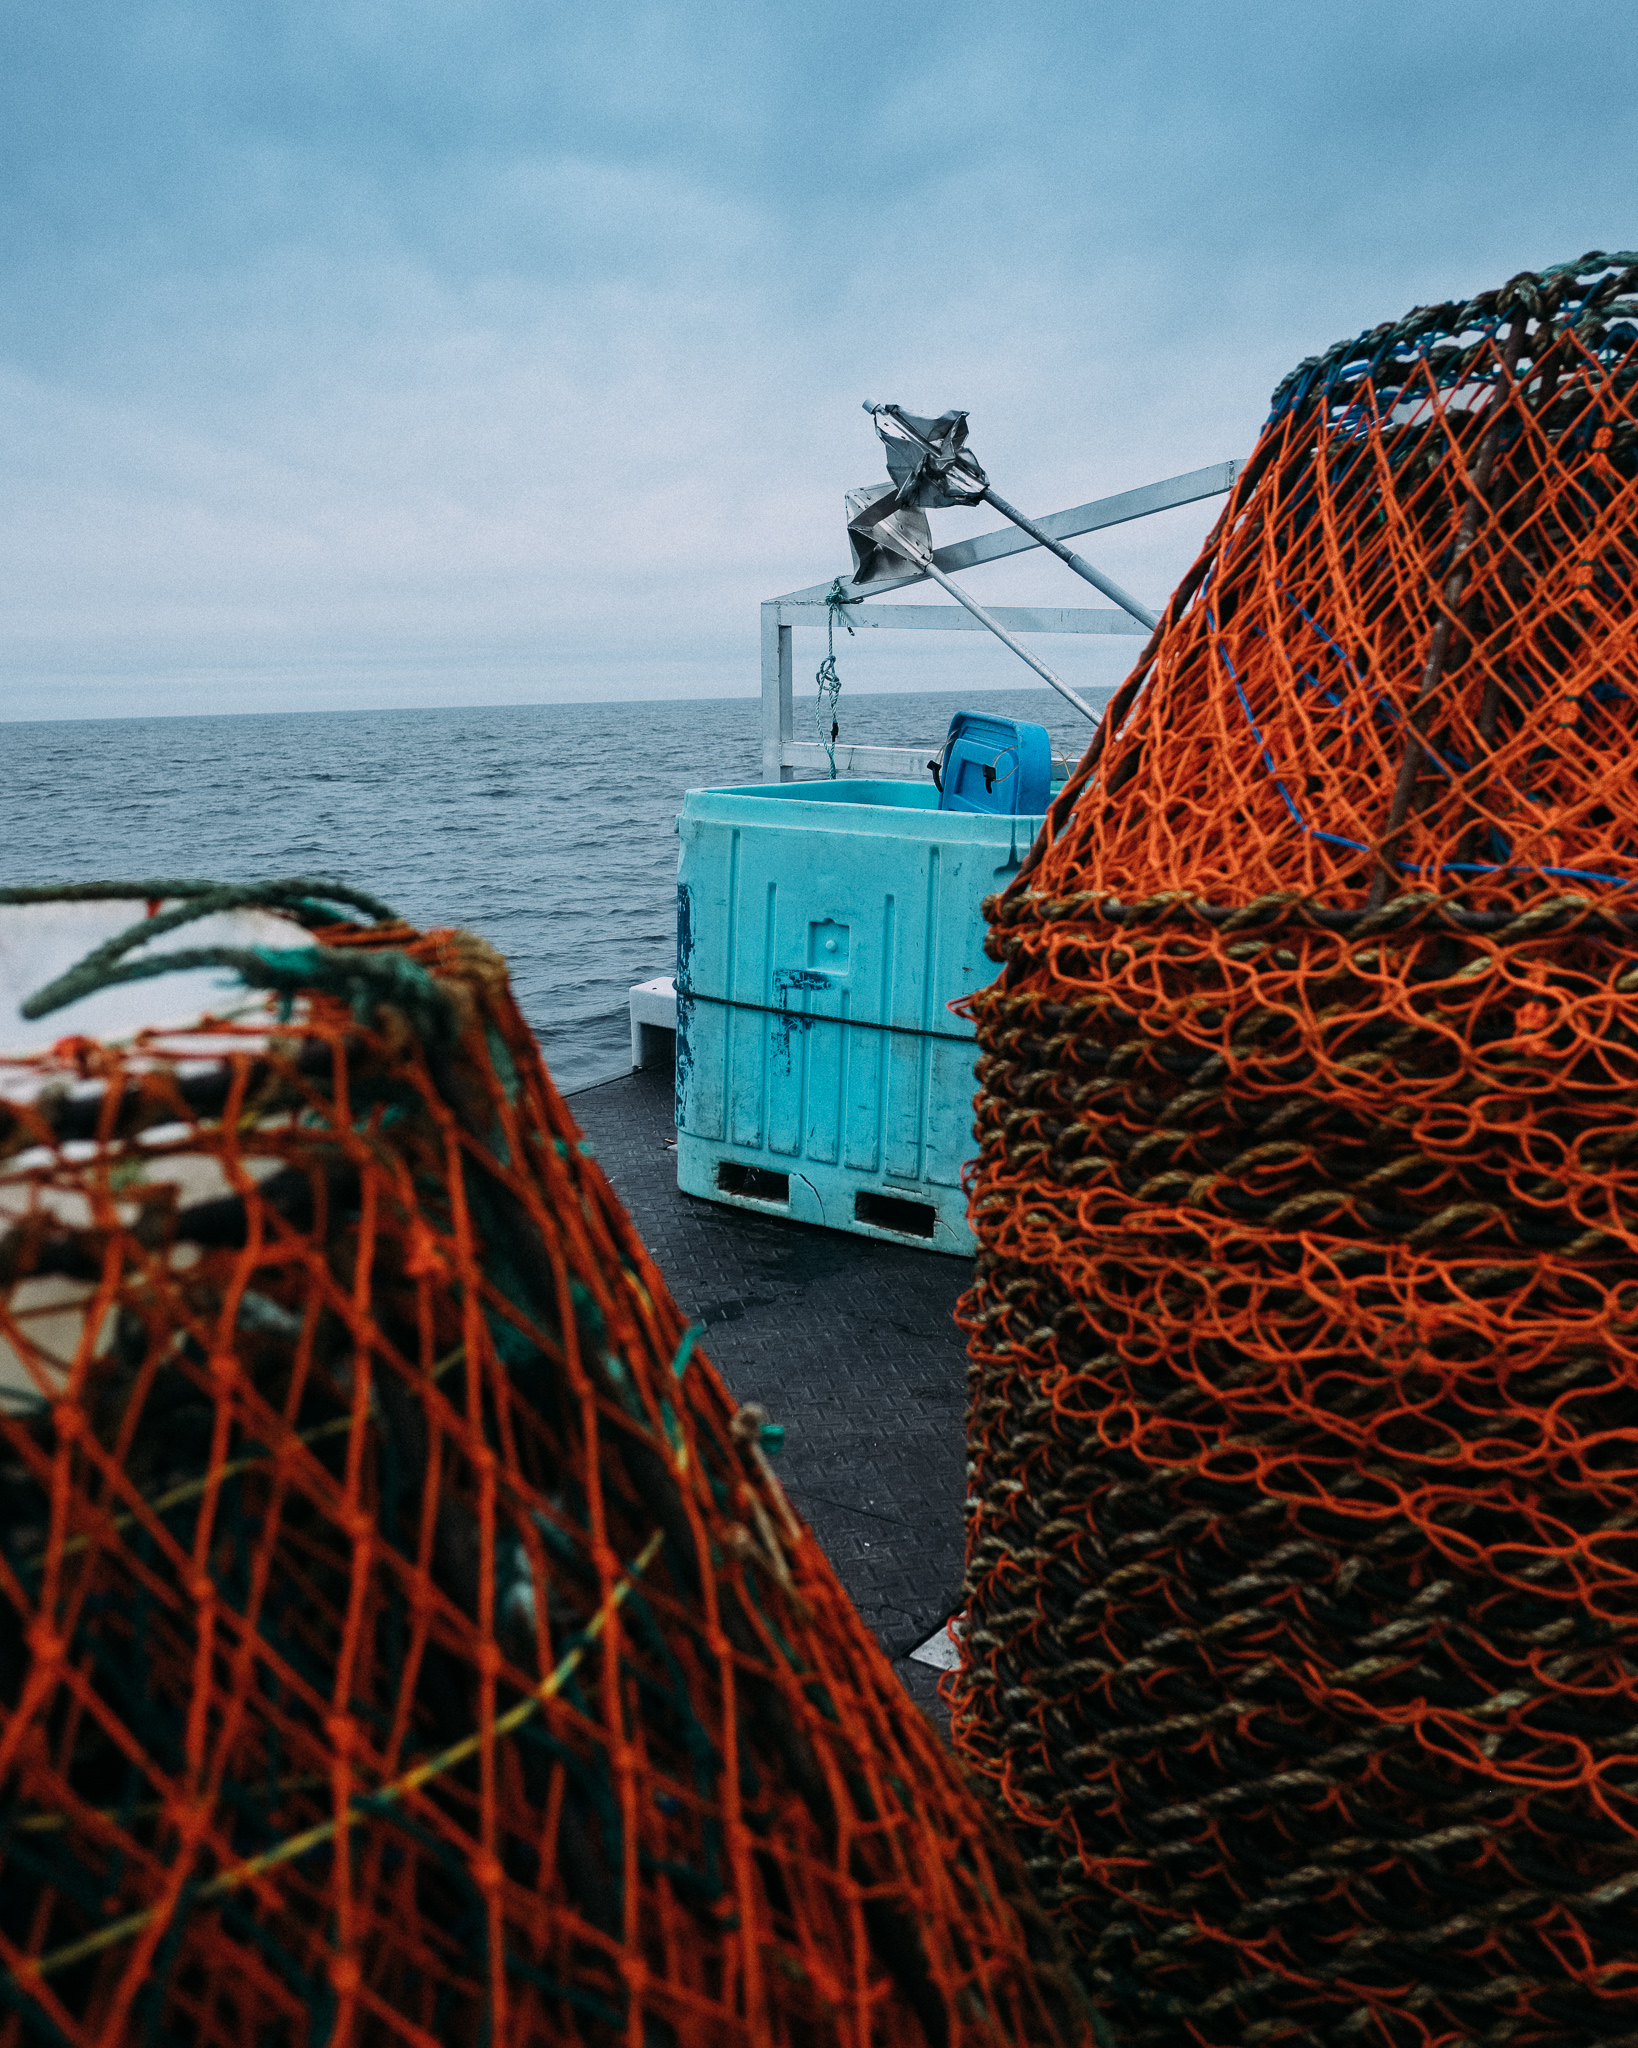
[0,883,1089,2048]
[950,252,1638,2045]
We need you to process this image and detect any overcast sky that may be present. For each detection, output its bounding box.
[5,2,1638,721]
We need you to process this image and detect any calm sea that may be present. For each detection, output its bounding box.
[4,688,1109,1092]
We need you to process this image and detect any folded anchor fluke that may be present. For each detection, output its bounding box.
[844,401,1154,722]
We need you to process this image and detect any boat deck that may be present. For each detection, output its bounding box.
[567,1061,967,1726]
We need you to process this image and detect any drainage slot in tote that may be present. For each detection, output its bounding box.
[855,1190,937,1238]
[717,1161,790,1203]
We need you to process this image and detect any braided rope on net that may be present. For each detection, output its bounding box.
[0,897,1089,2047]
[949,253,1638,2045]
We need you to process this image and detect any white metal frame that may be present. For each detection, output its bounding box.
[759,460,1242,782]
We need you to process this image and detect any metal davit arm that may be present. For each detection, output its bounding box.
[759,459,1242,781]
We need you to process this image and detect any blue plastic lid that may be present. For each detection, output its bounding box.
[933,711,1052,815]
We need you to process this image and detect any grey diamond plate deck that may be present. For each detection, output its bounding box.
[567,1062,965,1728]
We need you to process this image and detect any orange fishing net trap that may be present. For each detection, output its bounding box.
[0,882,1089,2048]
[952,252,1638,2044]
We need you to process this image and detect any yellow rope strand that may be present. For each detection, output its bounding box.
[16,1775,328,1835]
[14,1526,664,1985]
[53,1345,465,1562]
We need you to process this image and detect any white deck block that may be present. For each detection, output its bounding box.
[909,1615,964,1671]
[629,975,677,1069]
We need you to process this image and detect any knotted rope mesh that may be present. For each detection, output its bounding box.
[0,891,1089,2047]
[951,252,1638,2044]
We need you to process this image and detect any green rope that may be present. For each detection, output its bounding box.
[815,578,862,781]
[670,1323,705,1381]
[0,877,397,920]
[23,944,456,1051]
[14,877,450,1049]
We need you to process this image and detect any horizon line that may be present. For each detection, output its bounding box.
[3,680,1117,729]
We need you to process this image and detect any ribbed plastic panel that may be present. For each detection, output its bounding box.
[675,779,1042,1254]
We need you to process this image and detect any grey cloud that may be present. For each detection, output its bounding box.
[3,0,1637,719]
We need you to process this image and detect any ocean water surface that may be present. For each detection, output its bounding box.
[5,689,1109,1091]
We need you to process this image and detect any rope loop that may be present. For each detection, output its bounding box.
[814,578,862,779]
